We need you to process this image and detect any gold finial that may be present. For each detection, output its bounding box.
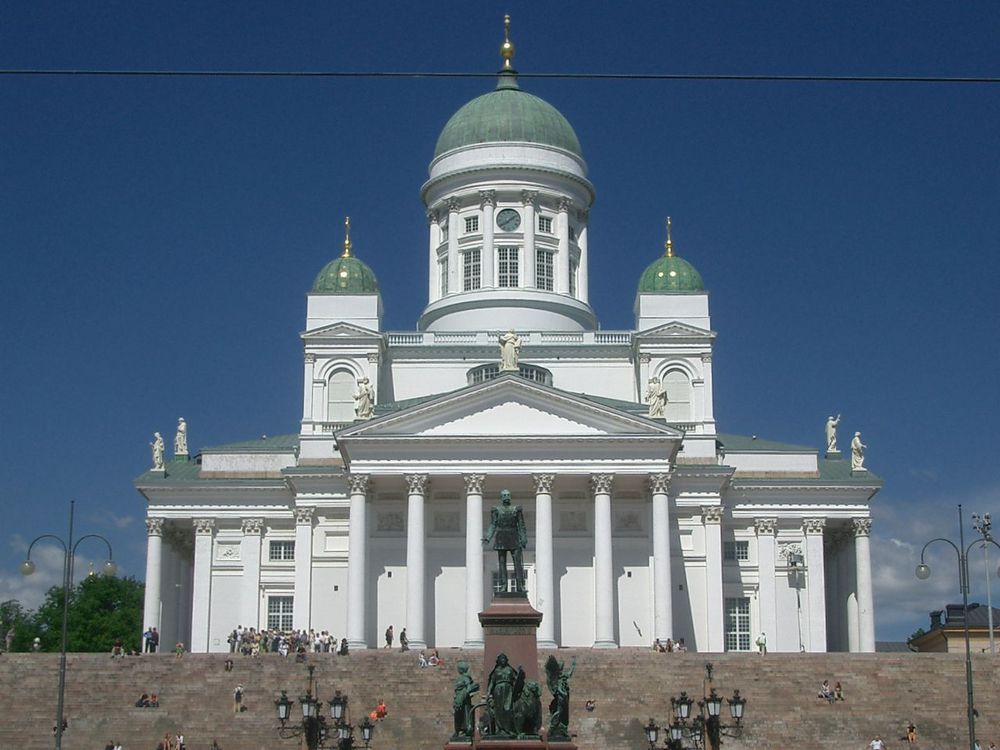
[342,216,352,258]
[500,14,515,69]
[664,217,674,257]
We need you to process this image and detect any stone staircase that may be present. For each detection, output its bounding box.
[0,650,996,750]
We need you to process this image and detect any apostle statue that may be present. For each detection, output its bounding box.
[851,431,868,471]
[354,376,375,420]
[646,377,667,419]
[150,432,165,470]
[825,414,841,453]
[174,417,188,457]
[498,329,522,372]
[482,489,527,594]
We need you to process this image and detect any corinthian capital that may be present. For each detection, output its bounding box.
[146,518,164,536]
[193,518,215,535]
[803,518,827,536]
[242,518,264,535]
[294,507,315,525]
[648,473,671,495]
[754,518,777,536]
[852,517,872,537]
[347,473,370,495]
[463,474,486,495]
[405,473,429,496]
[533,473,555,494]
[590,473,614,495]
[701,506,723,524]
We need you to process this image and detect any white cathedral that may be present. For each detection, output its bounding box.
[137,23,879,655]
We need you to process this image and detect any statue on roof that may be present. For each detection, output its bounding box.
[825,414,841,453]
[354,376,375,420]
[499,329,522,372]
[851,432,868,471]
[150,432,165,470]
[646,377,667,419]
[174,417,188,457]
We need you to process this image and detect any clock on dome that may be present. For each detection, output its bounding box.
[496,208,521,232]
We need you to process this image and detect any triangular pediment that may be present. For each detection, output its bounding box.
[635,321,716,340]
[301,321,383,341]
[338,376,682,440]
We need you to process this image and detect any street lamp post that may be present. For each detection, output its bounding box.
[971,512,996,655]
[915,504,1000,750]
[20,500,117,750]
[275,674,375,750]
[644,664,746,750]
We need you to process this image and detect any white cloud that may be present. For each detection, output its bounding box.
[873,484,1000,641]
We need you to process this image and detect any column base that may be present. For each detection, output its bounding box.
[592,639,618,649]
[536,638,558,649]
[346,639,369,650]
[462,638,485,650]
[408,639,428,651]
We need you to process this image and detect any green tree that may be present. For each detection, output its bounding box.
[31,575,144,653]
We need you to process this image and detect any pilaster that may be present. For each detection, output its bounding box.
[803,518,828,652]
[190,518,215,653]
[754,518,778,648]
[293,508,314,631]
[240,518,263,631]
[702,505,724,652]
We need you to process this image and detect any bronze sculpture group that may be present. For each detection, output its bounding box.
[448,489,576,742]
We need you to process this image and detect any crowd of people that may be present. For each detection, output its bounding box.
[226,626,350,657]
[651,638,687,652]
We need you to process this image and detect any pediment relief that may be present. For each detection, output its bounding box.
[301,322,383,341]
[636,321,715,340]
[338,377,682,440]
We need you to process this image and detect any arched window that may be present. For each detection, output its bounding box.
[663,369,692,423]
[327,370,356,423]
[467,363,552,386]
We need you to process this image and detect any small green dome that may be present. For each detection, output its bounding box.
[312,255,379,294]
[434,73,582,158]
[638,255,705,293]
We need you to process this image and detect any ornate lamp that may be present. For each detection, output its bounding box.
[359,716,375,747]
[330,690,348,721]
[728,690,746,722]
[275,690,294,725]
[704,688,722,718]
[671,692,693,721]
[645,719,659,746]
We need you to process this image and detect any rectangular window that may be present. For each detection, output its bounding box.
[465,215,479,233]
[538,215,553,233]
[497,246,519,288]
[568,225,576,242]
[269,540,295,562]
[267,596,294,630]
[439,257,449,296]
[724,597,752,651]
[440,222,449,242]
[724,541,749,562]
[463,248,482,291]
[491,570,528,594]
[535,249,554,291]
[569,258,579,297]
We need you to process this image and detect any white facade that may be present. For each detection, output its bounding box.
[137,57,879,655]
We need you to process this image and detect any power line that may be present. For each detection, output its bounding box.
[0,68,997,84]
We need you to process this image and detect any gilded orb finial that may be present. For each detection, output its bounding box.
[342,216,352,258]
[664,216,674,257]
[500,14,515,69]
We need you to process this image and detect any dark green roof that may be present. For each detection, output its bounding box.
[638,255,705,293]
[312,255,379,294]
[434,72,582,158]
[202,434,300,452]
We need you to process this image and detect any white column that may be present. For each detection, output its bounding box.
[755,518,778,649]
[293,508,314,631]
[446,198,460,294]
[480,191,496,288]
[405,473,429,650]
[143,518,164,635]
[700,352,716,430]
[346,474,369,649]
[592,473,617,648]
[650,473,673,642]
[463,474,486,649]
[427,210,439,302]
[190,518,215,653]
[522,191,537,288]
[312,377,325,423]
[804,518,828,652]
[240,519,263,631]
[556,197,571,293]
[703,506,724,652]
[302,353,315,422]
[854,518,876,652]
[577,209,589,302]
[534,473,557,648]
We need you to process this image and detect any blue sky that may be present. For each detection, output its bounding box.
[1,2,998,643]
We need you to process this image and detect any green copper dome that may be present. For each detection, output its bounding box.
[312,255,378,294]
[434,72,582,158]
[638,255,705,293]
[637,220,705,293]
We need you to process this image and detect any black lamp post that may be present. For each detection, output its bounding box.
[275,665,327,749]
[20,500,117,750]
[915,503,1000,750]
[644,665,746,750]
